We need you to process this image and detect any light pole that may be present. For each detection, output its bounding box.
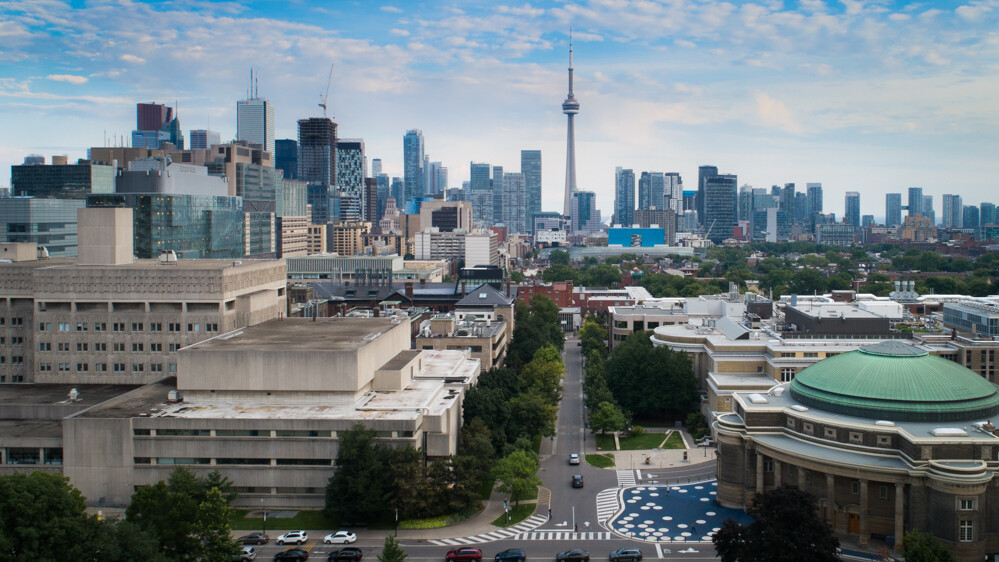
[261,498,266,537]
[395,506,399,537]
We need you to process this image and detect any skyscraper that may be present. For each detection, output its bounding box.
[664,172,683,212]
[907,187,924,217]
[780,183,796,222]
[703,174,738,243]
[297,118,337,187]
[469,162,492,226]
[189,129,220,150]
[981,202,996,226]
[336,139,365,221]
[571,191,601,235]
[845,191,860,227]
[885,193,902,227]
[807,183,823,215]
[492,165,504,225]
[638,172,665,211]
[562,34,580,218]
[237,94,275,154]
[133,102,182,149]
[274,139,298,180]
[502,172,527,234]
[521,150,542,228]
[403,129,424,208]
[371,158,382,178]
[963,205,980,229]
[614,167,635,227]
[696,165,718,225]
[923,195,935,224]
[942,194,963,228]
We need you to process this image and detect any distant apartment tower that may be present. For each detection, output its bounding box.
[469,162,493,226]
[189,129,221,150]
[297,118,337,187]
[807,183,823,215]
[236,97,275,154]
[907,187,924,217]
[521,150,542,229]
[371,158,382,177]
[571,191,601,236]
[695,165,718,225]
[981,203,997,226]
[923,195,935,224]
[845,191,861,227]
[403,129,425,208]
[703,174,738,243]
[491,165,504,225]
[425,161,446,197]
[963,205,980,229]
[274,139,298,180]
[942,194,963,228]
[502,173,527,234]
[664,173,683,213]
[336,139,365,221]
[885,193,902,227]
[638,172,665,211]
[614,167,636,226]
[780,183,796,222]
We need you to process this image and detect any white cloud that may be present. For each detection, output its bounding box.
[390,28,409,37]
[46,74,88,84]
[755,92,805,135]
[380,6,403,13]
[956,1,996,20]
[120,54,146,63]
[497,4,544,17]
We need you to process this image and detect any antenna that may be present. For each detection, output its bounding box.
[319,63,334,118]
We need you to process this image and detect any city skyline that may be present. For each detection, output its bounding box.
[1,0,997,218]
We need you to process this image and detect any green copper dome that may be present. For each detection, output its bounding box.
[789,341,999,422]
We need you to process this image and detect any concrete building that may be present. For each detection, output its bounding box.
[464,231,499,267]
[284,254,444,284]
[815,223,856,246]
[306,224,327,254]
[419,200,473,233]
[328,223,370,257]
[0,197,86,257]
[11,159,115,199]
[275,215,309,258]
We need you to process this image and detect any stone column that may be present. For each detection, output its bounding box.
[756,453,764,494]
[798,467,807,490]
[774,459,782,487]
[894,483,904,550]
[826,474,836,527]
[859,479,869,546]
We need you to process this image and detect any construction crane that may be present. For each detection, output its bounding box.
[319,63,334,118]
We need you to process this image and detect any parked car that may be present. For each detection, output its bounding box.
[234,546,256,561]
[327,547,364,561]
[239,533,270,545]
[446,547,483,562]
[276,531,309,545]
[556,549,589,562]
[568,453,580,465]
[494,549,526,562]
[323,531,358,544]
[572,474,584,488]
[608,548,642,562]
[273,549,310,561]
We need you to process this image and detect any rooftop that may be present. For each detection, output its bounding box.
[787,302,885,320]
[0,383,141,408]
[3,258,281,273]
[186,317,401,353]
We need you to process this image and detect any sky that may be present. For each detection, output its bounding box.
[1,0,998,220]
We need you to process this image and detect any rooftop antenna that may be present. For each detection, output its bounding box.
[255,70,259,99]
[319,63,335,118]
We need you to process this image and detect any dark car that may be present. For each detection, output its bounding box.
[572,474,584,488]
[328,548,363,562]
[608,548,642,562]
[446,547,483,562]
[274,549,310,561]
[239,533,270,545]
[495,549,526,562]
[556,549,589,562]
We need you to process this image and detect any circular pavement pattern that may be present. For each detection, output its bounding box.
[609,480,754,542]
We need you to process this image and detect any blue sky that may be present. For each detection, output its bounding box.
[1,0,998,219]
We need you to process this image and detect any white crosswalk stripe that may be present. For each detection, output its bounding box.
[426,514,549,546]
[596,488,621,523]
[616,469,636,487]
[514,531,612,541]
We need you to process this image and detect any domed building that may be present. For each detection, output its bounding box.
[715,341,999,560]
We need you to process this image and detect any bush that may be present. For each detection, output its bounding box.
[628,425,644,438]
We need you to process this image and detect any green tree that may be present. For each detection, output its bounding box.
[590,401,627,435]
[325,424,389,522]
[195,487,241,562]
[491,449,542,506]
[902,529,956,562]
[579,320,608,359]
[378,534,408,562]
[519,345,564,406]
[85,518,171,562]
[549,249,571,265]
[126,480,201,561]
[0,472,91,561]
[713,486,838,562]
[605,331,698,420]
[789,268,826,295]
[582,351,614,411]
[509,270,525,283]
[507,391,559,439]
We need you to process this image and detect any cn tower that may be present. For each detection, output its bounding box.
[562,31,579,218]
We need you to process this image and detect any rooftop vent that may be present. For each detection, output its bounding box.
[747,393,768,404]
[791,404,808,412]
[875,420,896,426]
[930,427,968,437]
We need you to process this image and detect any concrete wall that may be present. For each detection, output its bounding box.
[62,416,134,506]
[77,207,133,266]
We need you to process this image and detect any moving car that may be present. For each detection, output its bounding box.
[273,549,310,561]
[239,533,270,545]
[234,546,256,561]
[556,549,590,562]
[572,474,584,488]
[568,453,580,465]
[494,549,526,562]
[323,531,358,544]
[608,548,642,562]
[276,530,309,545]
[327,547,364,561]
[446,547,483,562]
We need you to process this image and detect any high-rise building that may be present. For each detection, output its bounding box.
[137,103,172,131]
[614,167,635,227]
[907,187,924,217]
[780,183,796,222]
[634,208,675,243]
[886,193,902,227]
[794,192,809,225]
[562,36,580,218]
[638,172,665,211]
[571,191,601,236]
[942,194,963,228]
[390,177,403,208]
[425,161,446,196]
[236,97,275,154]
[738,186,754,224]
[807,183,823,215]
[375,174,390,224]
[502,173,527,234]
[696,165,718,225]
[274,139,298,180]
[521,150,542,229]
[845,191,861,227]
[11,160,115,199]
[703,174,737,243]
[492,165,504,225]
[664,173,683,213]
[336,139,365,201]
[981,202,997,226]
[132,102,182,150]
[297,118,337,187]
[862,215,875,228]
[0,197,86,257]
[963,205,980,229]
[469,162,492,226]
[189,129,220,150]
[371,158,382,177]
[923,195,935,224]
[403,129,425,208]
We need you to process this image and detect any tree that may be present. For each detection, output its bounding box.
[590,401,627,435]
[85,518,171,562]
[605,331,697,420]
[195,487,241,562]
[713,486,838,562]
[509,270,525,283]
[325,424,389,522]
[378,535,408,562]
[126,480,201,561]
[519,345,564,406]
[549,249,570,265]
[579,319,608,359]
[491,449,542,506]
[902,530,956,562]
[0,472,91,561]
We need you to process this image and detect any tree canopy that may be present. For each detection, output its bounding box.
[902,530,956,562]
[604,331,698,420]
[491,448,542,506]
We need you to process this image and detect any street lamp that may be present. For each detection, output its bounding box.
[395,506,399,537]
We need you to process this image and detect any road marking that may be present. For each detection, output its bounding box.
[655,543,663,558]
[616,469,636,486]
[596,488,621,523]
[515,531,611,541]
[425,514,548,546]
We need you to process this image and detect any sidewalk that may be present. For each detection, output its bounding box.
[590,428,716,471]
[393,484,541,541]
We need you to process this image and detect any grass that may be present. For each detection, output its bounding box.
[491,503,536,527]
[230,509,337,531]
[585,453,615,468]
[595,433,616,450]
[617,432,669,450]
[661,432,686,449]
[399,515,451,530]
[478,478,496,500]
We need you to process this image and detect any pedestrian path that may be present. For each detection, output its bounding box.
[516,531,612,541]
[596,488,621,524]
[616,469,636,486]
[426,514,548,546]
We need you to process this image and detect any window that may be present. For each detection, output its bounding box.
[216,458,270,465]
[94,343,106,352]
[849,431,863,444]
[169,364,177,373]
[11,317,23,325]
[851,481,860,494]
[131,322,143,331]
[157,429,210,436]
[803,422,813,434]
[824,428,837,439]
[5,448,39,464]
[959,520,974,542]
[76,323,87,331]
[961,499,976,511]
[94,322,106,332]
[133,457,152,464]
[38,322,48,331]
[150,343,162,352]
[133,428,151,436]
[131,343,144,352]
[43,448,62,465]
[880,486,888,500]
[757,366,764,373]
[39,342,51,351]
[39,363,51,371]
[150,364,163,372]
[9,336,21,345]
[57,342,70,351]
[113,343,126,352]
[58,363,71,372]
[615,321,628,328]
[877,435,891,447]
[787,418,796,429]
[113,322,125,332]
[216,429,268,437]
[781,352,795,358]
[275,429,329,437]
[804,352,818,358]
[157,458,210,465]
[131,364,144,372]
[169,323,181,332]
[276,459,332,466]
[781,368,796,382]
[95,363,107,372]
[113,363,126,372]
[150,323,163,332]
[763,460,774,472]
[76,343,88,352]
[188,323,200,333]
[76,363,88,372]
[168,343,180,352]
[206,323,219,332]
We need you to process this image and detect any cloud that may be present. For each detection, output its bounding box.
[46,74,88,84]
[755,92,804,135]
[497,4,544,17]
[571,31,603,42]
[390,28,409,36]
[120,54,146,63]
[380,6,403,13]
[956,1,996,20]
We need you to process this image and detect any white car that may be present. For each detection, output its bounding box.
[236,546,256,561]
[276,530,309,545]
[324,530,358,544]
[569,453,580,465]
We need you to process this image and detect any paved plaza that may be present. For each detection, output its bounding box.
[608,481,753,543]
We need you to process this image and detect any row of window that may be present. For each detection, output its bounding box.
[39,363,174,373]
[134,457,333,466]
[233,487,324,495]
[1,447,63,465]
[39,322,219,333]
[39,342,181,352]
[0,318,24,326]
[134,428,413,438]
[0,356,25,364]
[786,418,893,446]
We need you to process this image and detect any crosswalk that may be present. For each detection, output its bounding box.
[427,514,548,546]
[516,531,612,541]
[596,488,621,523]
[616,469,636,486]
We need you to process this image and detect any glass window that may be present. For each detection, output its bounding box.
[961,499,976,510]
[959,520,974,542]
[43,448,63,465]
[5,448,40,464]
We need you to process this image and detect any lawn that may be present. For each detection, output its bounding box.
[661,432,685,449]
[595,433,616,450]
[230,509,337,531]
[585,453,615,468]
[491,503,536,527]
[594,432,683,451]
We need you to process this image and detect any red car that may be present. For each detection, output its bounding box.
[446,547,483,562]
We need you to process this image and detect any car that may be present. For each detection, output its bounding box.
[572,474,584,488]
[556,549,589,562]
[234,546,257,561]
[327,547,363,561]
[568,453,580,465]
[239,533,270,545]
[608,548,642,562]
[446,547,483,562]
[273,549,310,561]
[276,530,309,545]
[323,531,358,544]
[494,549,526,562]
